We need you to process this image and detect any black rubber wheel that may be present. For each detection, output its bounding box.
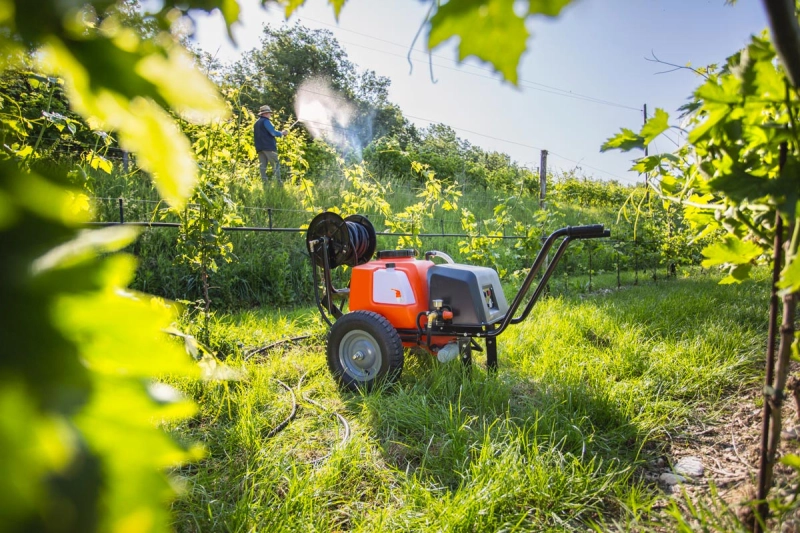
[327,311,404,392]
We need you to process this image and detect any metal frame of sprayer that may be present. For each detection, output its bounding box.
[306,211,610,391]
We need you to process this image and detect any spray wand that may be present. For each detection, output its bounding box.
[280,120,301,136]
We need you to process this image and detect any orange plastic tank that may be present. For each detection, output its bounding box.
[349,254,432,330]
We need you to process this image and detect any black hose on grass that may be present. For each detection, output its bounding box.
[264,379,298,439]
[301,393,352,465]
[244,334,313,361]
[260,374,350,467]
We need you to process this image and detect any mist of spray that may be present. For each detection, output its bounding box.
[294,76,371,159]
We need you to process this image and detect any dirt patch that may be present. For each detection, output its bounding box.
[641,388,800,529]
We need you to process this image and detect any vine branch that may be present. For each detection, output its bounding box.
[645,51,710,80]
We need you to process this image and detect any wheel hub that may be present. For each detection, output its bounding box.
[339,330,382,380]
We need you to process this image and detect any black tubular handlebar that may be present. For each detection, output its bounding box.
[566,225,607,238]
[486,224,610,337]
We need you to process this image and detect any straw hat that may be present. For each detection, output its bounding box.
[258,105,272,115]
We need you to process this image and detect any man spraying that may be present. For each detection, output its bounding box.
[254,105,288,184]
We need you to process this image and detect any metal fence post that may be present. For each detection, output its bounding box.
[118,198,124,224]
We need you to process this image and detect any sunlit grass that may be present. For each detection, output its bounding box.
[166,271,769,531]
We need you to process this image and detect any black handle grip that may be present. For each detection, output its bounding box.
[566,224,606,238]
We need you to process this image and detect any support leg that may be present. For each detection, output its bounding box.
[486,337,497,373]
[461,340,472,377]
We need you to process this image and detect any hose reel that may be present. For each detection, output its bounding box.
[306,212,377,268]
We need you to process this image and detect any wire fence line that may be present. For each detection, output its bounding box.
[90,196,541,236]
[87,196,681,258]
[89,195,701,302]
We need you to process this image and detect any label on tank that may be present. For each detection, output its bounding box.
[372,268,416,305]
[482,285,498,310]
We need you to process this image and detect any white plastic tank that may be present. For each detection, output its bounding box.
[372,265,416,305]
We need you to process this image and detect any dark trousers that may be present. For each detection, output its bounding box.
[258,151,281,182]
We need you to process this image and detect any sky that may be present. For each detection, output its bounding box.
[189,0,769,185]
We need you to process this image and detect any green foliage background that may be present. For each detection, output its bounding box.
[3,0,794,531]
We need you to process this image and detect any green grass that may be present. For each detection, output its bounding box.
[166,271,770,532]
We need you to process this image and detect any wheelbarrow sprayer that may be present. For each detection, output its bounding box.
[305,212,610,391]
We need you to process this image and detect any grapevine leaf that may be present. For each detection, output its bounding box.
[2,118,25,136]
[601,128,644,152]
[746,33,777,62]
[13,145,33,158]
[689,216,718,238]
[60,37,170,111]
[136,45,229,122]
[0,382,75,527]
[777,157,800,219]
[701,235,763,267]
[219,0,242,30]
[2,159,201,532]
[659,174,680,195]
[641,108,669,145]
[55,285,200,377]
[695,81,739,105]
[707,166,772,204]
[688,104,728,144]
[753,58,784,101]
[32,226,138,274]
[630,154,662,173]
[429,0,528,85]
[283,0,306,17]
[678,100,703,117]
[729,48,757,97]
[8,171,90,228]
[89,154,113,174]
[778,254,800,294]
[0,190,16,230]
[41,33,228,209]
[75,377,203,533]
[720,263,752,284]
[780,454,800,471]
[731,36,781,101]
[527,0,572,16]
[119,99,197,208]
[329,0,347,18]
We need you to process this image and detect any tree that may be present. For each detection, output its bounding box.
[413,123,468,181]
[225,23,356,116]
[220,22,407,158]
